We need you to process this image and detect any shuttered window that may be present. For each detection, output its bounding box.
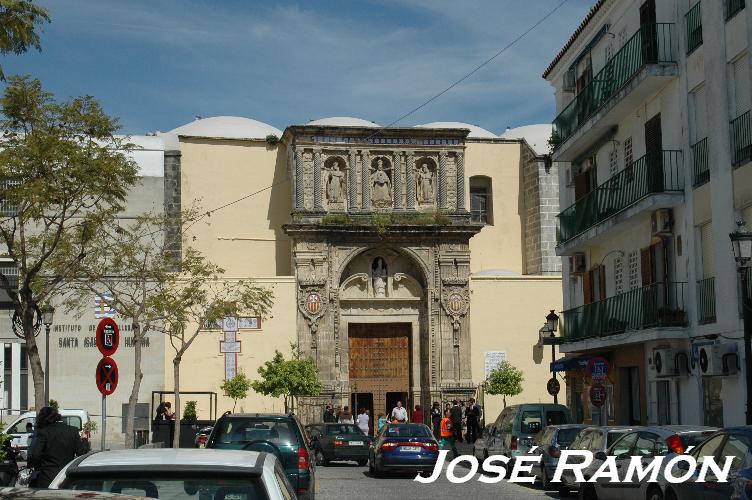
[700,222,715,279]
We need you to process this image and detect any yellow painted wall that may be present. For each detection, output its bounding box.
[469,275,564,423]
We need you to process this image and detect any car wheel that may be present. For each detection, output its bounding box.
[646,486,663,500]
[357,459,367,466]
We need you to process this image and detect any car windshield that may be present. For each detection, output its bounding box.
[557,428,582,447]
[681,432,715,449]
[326,425,362,436]
[520,411,542,434]
[8,417,34,434]
[214,418,298,445]
[62,477,268,500]
[546,411,567,426]
[383,425,430,438]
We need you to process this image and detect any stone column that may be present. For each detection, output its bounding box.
[361,150,371,211]
[455,152,465,211]
[294,148,304,210]
[438,151,447,210]
[313,149,323,211]
[393,151,403,210]
[406,150,416,210]
[348,149,358,211]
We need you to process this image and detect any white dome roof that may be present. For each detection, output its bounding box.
[160,116,282,149]
[307,116,380,127]
[416,122,497,139]
[500,124,552,156]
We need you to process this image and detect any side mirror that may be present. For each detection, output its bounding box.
[594,451,607,461]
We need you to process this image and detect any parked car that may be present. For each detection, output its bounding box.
[368,423,439,476]
[556,425,633,495]
[48,448,297,500]
[663,426,752,500]
[486,404,571,463]
[193,426,213,448]
[6,410,90,460]
[577,425,717,500]
[205,413,315,499]
[0,487,150,500]
[472,424,496,460]
[305,423,371,466]
[531,424,586,490]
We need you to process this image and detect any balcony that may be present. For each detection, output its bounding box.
[726,0,745,20]
[551,24,677,161]
[697,277,716,325]
[557,150,684,251]
[686,2,703,54]
[692,137,709,187]
[731,110,752,167]
[561,282,688,344]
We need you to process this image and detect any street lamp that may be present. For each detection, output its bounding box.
[730,219,752,424]
[546,309,560,333]
[41,304,55,406]
[541,312,561,405]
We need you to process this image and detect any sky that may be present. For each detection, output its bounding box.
[8,0,596,135]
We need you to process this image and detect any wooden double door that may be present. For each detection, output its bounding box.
[348,323,411,430]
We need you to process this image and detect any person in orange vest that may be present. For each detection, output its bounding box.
[439,408,458,458]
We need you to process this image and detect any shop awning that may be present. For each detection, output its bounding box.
[550,355,593,373]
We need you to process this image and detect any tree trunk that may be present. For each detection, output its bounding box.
[503,395,507,408]
[124,322,144,449]
[172,356,181,448]
[24,305,45,411]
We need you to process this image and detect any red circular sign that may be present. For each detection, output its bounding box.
[589,383,607,407]
[95,318,120,357]
[96,357,118,396]
[586,356,611,381]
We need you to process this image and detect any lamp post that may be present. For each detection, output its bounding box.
[541,309,561,404]
[41,304,55,406]
[730,219,752,425]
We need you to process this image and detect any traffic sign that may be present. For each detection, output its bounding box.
[586,356,611,381]
[547,377,560,396]
[589,383,606,407]
[96,357,118,396]
[95,318,120,357]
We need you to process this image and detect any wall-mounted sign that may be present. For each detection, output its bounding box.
[586,356,610,381]
[220,341,241,353]
[94,294,116,319]
[484,351,507,378]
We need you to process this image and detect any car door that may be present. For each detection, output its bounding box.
[669,433,726,500]
[562,430,592,487]
[702,433,751,500]
[594,432,638,500]
[619,432,659,500]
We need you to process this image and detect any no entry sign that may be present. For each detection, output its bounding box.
[95,318,120,357]
[96,357,118,396]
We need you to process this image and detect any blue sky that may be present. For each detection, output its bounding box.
[9,0,595,135]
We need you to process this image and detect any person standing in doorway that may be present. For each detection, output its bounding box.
[390,401,408,423]
[450,400,463,443]
[356,409,370,436]
[338,406,354,424]
[430,402,442,440]
[465,398,482,443]
[377,413,388,432]
[439,409,458,458]
[412,405,424,425]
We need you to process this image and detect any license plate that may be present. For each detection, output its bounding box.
[350,441,364,446]
[400,446,420,452]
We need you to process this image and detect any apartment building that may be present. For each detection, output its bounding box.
[545,0,752,427]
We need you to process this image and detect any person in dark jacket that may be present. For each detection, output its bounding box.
[27,406,89,488]
[430,402,442,439]
[465,398,482,443]
[322,404,336,423]
[449,400,463,443]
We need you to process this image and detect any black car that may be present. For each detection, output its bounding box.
[206,413,315,499]
[306,423,371,466]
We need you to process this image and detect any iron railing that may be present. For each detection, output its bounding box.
[561,282,688,342]
[692,137,709,187]
[697,277,717,324]
[726,0,745,20]
[557,150,684,244]
[551,23,676,146]
[686,2,703,54]
[731,110,752,166]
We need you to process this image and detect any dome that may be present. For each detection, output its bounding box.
[160,116,282,149]
[500,124,553,156]
[416,122,497,139]
[306,117,380,127]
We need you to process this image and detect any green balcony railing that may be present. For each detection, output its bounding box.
[697,277,716,325]
[731,110,752,166]
[561,282,688,342]
[551,23,676,146]
[692,137,709,187]
[726,0,745,20]
[557,150,684,244]
[686,2,703,54]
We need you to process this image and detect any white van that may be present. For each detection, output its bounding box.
[6,409,90,459]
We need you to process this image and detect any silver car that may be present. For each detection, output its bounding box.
[532,424,587,490]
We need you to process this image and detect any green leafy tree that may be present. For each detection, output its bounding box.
[221,373,252,412]
[252,344,322,413]
[182,401,197,423]
[486,361,524,408]
[0,77,138,410]
[48,398,58,411]
[0,0,50,80]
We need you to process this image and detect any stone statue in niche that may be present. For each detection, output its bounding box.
[372,257,387,298]
[326,160,345,203]
[370,159,392,208]
[416,163,434,203]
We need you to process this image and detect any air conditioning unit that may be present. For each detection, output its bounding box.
[569,253,586,274]
[563,69,576,92]
[653,348,678,377]
[651,209,673,236]
[699,345,738,376]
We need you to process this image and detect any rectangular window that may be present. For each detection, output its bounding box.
[614,253,624,295]
[690,85,707,143]
[730,55,751,118]
[702,377,724,427]
[470,187,489,224]
[628,251,640,290]
[700,222,715,279]
[609,149,619,177]
[656,380,671,425]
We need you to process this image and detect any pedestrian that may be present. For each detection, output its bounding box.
[338,405,354,424]
[154,401,174,420]
[465,398,482,443]
[27,406,89,488]
[412,404,424,425]
[335,405,343,422]
[439,408,458,458]
[430,402,442,440]
[356,408,370,435]
[450,400,463,443]
[377,413,388,432]
[390,400,408,423]
[323,404,336,423]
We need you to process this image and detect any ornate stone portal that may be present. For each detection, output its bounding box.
[283,125,479,423]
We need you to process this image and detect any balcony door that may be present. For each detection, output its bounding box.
[644,113,664,192]
[640,0,658,63]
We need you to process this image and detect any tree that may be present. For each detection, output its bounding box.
[252,344,322,413]
[0,76,138,410]
[485,361,524,408]
[221,373,251,412]
[0,1,50,80]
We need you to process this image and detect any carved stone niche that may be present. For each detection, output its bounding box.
[323,155,347,210]
[370,157,393,209]
[339,249,424,301]
[415,157,437,206]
